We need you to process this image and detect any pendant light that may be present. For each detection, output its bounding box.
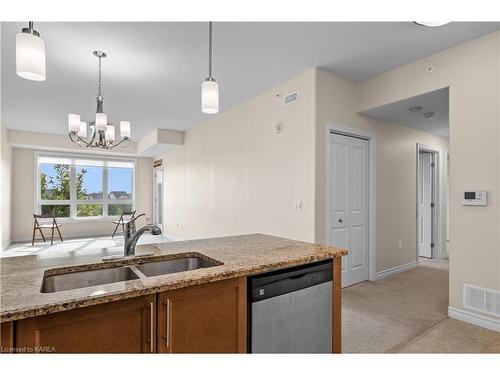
[16,21,46,81]
[201,22,219,114]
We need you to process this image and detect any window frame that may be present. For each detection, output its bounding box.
[35,151,136,222]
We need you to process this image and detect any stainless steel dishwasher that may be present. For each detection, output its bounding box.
[249,260,332,353]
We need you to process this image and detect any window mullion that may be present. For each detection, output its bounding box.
[70,166,77,219]
[103,167,109,217]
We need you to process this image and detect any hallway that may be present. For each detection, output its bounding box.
[342,259,500,353]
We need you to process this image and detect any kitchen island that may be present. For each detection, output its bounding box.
[0,234,346,353]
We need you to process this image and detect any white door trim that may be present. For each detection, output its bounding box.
[153,166,164,231]
[325,123,376,282]
[416,143,441,260]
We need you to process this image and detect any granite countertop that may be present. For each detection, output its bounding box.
[0,234,347,322]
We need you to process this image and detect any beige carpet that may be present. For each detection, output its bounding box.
[342,259,500,353]
[399,318,500,353]
[342,259,449,353]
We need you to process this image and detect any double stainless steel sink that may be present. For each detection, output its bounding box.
[41,254,221,293]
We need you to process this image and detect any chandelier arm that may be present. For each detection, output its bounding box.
[108,137,131,149]
[69,132,94,148]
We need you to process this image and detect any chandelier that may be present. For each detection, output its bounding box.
[68,51,131,150]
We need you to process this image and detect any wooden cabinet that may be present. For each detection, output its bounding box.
[15,295,156,353]
[157,277,247,353]
[5,268,336,354]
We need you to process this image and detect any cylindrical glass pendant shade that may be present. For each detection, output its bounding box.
[68,114,81,133]
[120,121,131,138]
[16,32,46,81]
[201,79,219,114]
[79,122,87,137]
[106,125,115,142]
[95,113,107,131]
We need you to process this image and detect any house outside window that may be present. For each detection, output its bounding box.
[36,153,135,220]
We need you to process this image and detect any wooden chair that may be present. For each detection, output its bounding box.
[112,210,137,238]
[32,214,64,246]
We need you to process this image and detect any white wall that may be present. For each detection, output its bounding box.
[161,69,317,241]
[160,66,449,278]
[357,31,500,318]
[0,123,12,249]
[314,68,450,273]
[10,147,153,242]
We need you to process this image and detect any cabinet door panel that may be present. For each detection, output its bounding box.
[158,277,246,353]
[16,295,156,353]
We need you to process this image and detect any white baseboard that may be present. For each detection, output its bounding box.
[448,306,500,333]
[2,240,11,251]
[376,261,418,279]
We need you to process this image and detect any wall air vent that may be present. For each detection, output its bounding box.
[464,284,500,317]
[284,91,298,106]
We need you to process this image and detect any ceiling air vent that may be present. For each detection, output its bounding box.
[284,91,298,106]
[464,284,500,317]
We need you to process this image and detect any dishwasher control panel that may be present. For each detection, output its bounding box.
[249,260,333,302]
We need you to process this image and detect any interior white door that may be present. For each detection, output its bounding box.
[418,152,432,258]
[329,133,369,287]
[153,168,163,230]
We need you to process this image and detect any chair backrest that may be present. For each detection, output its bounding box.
[120,210,136,223]
[33,213,57,227]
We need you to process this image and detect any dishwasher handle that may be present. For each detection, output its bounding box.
[250,262,332,302]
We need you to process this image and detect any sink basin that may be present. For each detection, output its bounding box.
[135,255,220,277]
[41,266,139,293]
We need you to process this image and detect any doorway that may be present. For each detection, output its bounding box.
[153,167,164,231]
[328,129,373,287]
[416,145,439,259]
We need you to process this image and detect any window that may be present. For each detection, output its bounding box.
[37,154,135,219]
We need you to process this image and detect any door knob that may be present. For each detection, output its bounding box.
[338,218,343,223]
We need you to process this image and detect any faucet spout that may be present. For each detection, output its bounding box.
[123,214,162,257]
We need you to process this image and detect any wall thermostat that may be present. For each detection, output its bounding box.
[462,191,487,206]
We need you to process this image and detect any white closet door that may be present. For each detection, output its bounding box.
[329,133,369,287]
[418,152,432,258]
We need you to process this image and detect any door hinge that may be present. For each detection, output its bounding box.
[431,162,435,167]
[431,243,435,248]
[430,203,435,208]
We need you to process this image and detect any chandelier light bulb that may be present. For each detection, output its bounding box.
[95,113,107,131]
[120,121,131,139]
[106,125,115,142]
[68,114,81,133]
[78,122,87,138]
[16,22,46,81]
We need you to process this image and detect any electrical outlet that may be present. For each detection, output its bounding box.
[398,240,403,249]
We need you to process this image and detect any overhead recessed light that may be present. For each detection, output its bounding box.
[409,106,422,113]
[414,21,451,27]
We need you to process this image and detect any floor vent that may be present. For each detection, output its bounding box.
[464,284,500,317]
[284,91,298,105]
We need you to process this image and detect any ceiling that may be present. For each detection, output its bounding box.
[1,22,498,140]
[360,88,449,137]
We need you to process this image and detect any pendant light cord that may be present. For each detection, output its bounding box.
[208,21,213,78]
